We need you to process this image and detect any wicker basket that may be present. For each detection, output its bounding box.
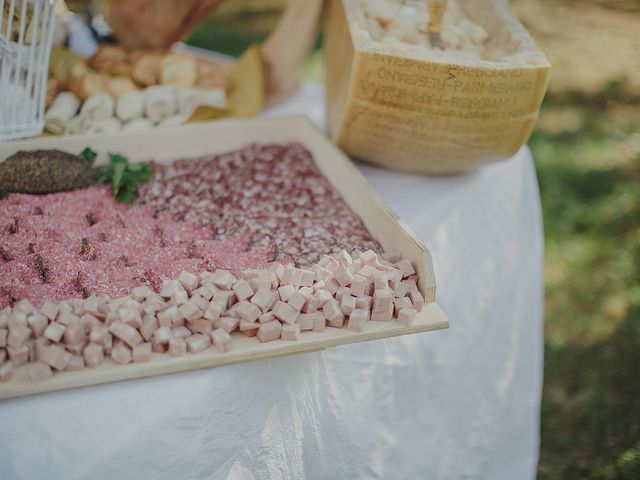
[324,0,551,174]
[0,0,57,141]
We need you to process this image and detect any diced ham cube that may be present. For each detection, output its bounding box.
[394,281,410,298]
[357,265,377,280]
[335,250,353,266]
[373,289,393,313]
[204,302,224,321]
[7,324,31,350]
[341,295,357,316]
[172,289,189,306]
[41,344,72,371]
[80,313,101,334]
[211,328,232,352]
[408,290,425,312]
[335,287,348,302]
[111,341,132,364]
[40,301,59,321]
[355,296,372,311]
[140,316,159,341]
[298,313,316,331]
[191,293,209,313]
[44,322,66,343]
[371,302,394,322]
[65,355,85,371]
[312,314,326,332]
[178,301,202,322]
[29,362,53,382]
[398,307,418,326]
[251,288,277,313]
[154,326,173,345]
[211,270,235,290]
[89,323,108,345]
[8,344,29,367]
[287,292,306,312]
[315,289,332,307]
[131,285,151,302]
[0,361,13,382]
[239,320,259,337]
[0,328,7,347]
[259,312,275,324]
[235,301,262,322]
[57,311,79,326]
[187,318,213,335]
[172,326,192,339]
[103,333,113,355]
[281,324,300,341]
[84,343,104,368]
[15,299,35,313]
[178,271,199,293]
[133,342,153,362]
[117,306,142,329]
[299,269,315,287]
[35,337,50,361]
[257,321,282,343]
[333,266,354,287]
[350,274,368,297]
[395,258,416,277]
[212,290,236,309]
[374,272,389,290]
[272,301,299,325]
[249,274,272,293]
[108,321,143,348]
[195,283,217,301]
[157,305,180,327]
[277,284,296,302]
[394,297,413,317]
[151,340,167,353]
[323,300,344,328]
[360,250,378,266]
[66,340,88,356]
[301,293,319,313]
[63,321,86,345]
[232,279,253,302]
[217,316,239,334]
[347,309,369,332]
[184,334,211,354]
[160,279,180,298]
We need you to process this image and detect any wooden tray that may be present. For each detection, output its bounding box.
[0,116,448,399]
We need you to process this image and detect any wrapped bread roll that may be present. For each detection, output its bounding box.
[66,115,91,135]
[89,118,122,135]
[89,44,128,74]
[131,51,162,87]
[160,53,197,88]
[116,91,145,122]
[123,118,153,132]
[45,92,80,134]
[80,92,115,122]
[144,85,176,123]
[176,88,200,117]
[104,75,138,99]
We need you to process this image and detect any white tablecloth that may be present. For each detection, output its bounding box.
[0,84,543,480]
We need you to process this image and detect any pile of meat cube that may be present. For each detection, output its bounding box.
[0,249,425,383]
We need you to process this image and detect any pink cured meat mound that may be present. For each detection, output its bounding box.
[134,143,381,266]
[0,185,273,308]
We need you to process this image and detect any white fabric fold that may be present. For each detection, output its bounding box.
[115,91,144,123]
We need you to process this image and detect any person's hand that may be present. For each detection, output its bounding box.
[105,0,225,50]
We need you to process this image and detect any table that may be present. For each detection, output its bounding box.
[0,83,544,480]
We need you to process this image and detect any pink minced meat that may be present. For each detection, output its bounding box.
[134,143,381,266]
[0,185,273,308]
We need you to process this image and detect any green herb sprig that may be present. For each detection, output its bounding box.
[80,148,152,204]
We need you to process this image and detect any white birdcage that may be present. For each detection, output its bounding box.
[0,0,57,141]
